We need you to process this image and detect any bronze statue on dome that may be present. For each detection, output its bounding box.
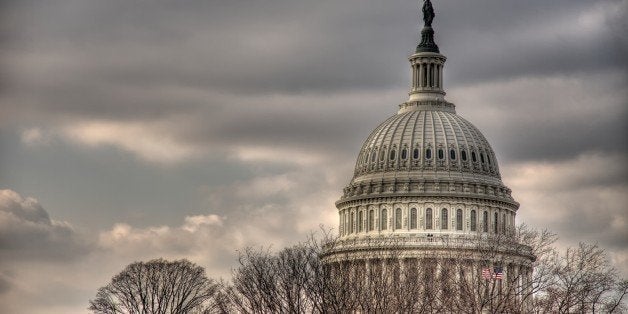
[422,0,435,27]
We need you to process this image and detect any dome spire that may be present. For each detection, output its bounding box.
[416,0,439,53]
[402,0,449,109]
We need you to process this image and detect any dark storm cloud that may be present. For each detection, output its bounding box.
[438,0,628,86]
[0,0,624,168]
[3,0,624,123]
[0,0,626,168]
[0,0,411,120]
[0,0,623,173]
[454,71,628,164]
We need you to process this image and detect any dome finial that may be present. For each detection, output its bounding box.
[416,0,439,53]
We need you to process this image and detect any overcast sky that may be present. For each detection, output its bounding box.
[1,0,627,313]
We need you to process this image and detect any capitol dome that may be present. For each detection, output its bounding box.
[326,0,528,252]
[322,3,535,309]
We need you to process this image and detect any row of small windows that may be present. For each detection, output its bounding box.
[364,147,493,165]
[343,208,511,234]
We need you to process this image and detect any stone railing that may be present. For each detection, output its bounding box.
[322,234,534,259]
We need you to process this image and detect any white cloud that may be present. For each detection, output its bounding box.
[0,193,236,314]
[96,213,237,275]
[61,120,201,164]
[505,153,627,192]
[182,214,223,232]
[232,145,325,166]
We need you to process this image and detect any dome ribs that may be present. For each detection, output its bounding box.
[352,110,503,183]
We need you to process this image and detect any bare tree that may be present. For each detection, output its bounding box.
[224,227,627,314]
[89,259,221,314]
[533,243,628,313]
[223,244,319,314]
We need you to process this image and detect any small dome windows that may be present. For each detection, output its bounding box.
[380,150,385,161]
[441,208,448,229]
[371,151,377,162]
[450,149,456,160]
[438,149,444,160]
[425,148,432,160]
[381,208,388,230]
[472,151,477,162]
[487,154,492,165]
[389,149,396,160]
[413,148,420,159]
[480,153,485,164]
[456,209,463,231]
[461,150,467,161]
[410,208,417,229]
[401,148,408,160]
[395,208,402,229]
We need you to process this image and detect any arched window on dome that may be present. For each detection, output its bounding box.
[425,208,433,230]
[456,209,463,231]
[461,150,467,161]
[413,148,420,159]
[493,212,499,233]
[350,212,355,234]
[482,211,488,232]
[472,151,477,162]
[390,149,396,160]
[450,149,456,160]
[410,208,417,229]
[426,148,432,160]
[358,210,364,232]
[470,210,477,231]
[481,153,486,164]
[441,208,448,230]
[371,151,377,162]
[438,149,444,160]
[381,208,388,230]
[401,148,408,160]
[368,209,374,232]
[487,154,492,165]
[395,208,402,230]
[502,213,507,234]
[380,150,386,161]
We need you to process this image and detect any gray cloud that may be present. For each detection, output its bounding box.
[0,189,88,262]
[0,272,11,295]
[452,71,628,164]
[1,0,624,167]
[2,0,625,125]
[505,153,628,274]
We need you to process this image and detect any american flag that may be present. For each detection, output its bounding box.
[482,267,504,280]
[492,267,503,280]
